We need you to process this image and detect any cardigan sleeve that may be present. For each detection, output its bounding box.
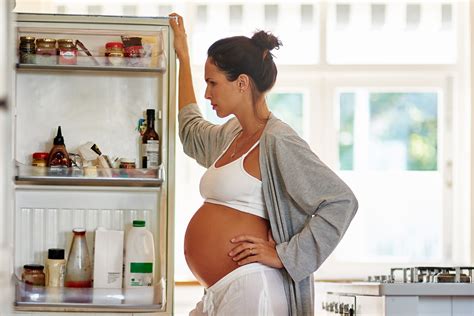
[271,133,359,282]
[178,103,239,168]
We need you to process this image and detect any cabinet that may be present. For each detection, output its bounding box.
[12,13,176,314]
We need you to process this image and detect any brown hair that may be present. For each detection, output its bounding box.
[207,30,282,106]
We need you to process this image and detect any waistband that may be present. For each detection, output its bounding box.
[208,263,278,292]
[202,263,280,315]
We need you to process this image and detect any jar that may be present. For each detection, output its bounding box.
[58,39,77,65]
[124,45,144,67]
[45,248,66,287]
[32,152,49,167]
[22,264,46,286]
[36,38,57,65]
[120,158,136,169]
[19,36,36,64]
[105,42,124,66]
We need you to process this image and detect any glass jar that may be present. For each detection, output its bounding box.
[36,38,57,65]
[105,42,124,66]
[120,158,136,169]
[19,36,36,64]
[124,45,144,67]
[64,228,92,288]
[32,152,49,167]
[58,39,77,65]
[32,152,49,176]
[22,264,45,286]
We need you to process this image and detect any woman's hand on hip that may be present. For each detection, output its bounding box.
[169,13,190,61]
[228,230,284,269]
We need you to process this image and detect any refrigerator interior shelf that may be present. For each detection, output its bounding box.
[14,277,165,312]
[15,163,164,187]
[16,53,167,73]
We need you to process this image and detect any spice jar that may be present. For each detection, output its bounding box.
[58,39,77,65]
[22,264,46,286]
[124,45,144,67]
[105,42,124,66]
[36,38,57,65]
[19,36,36,64]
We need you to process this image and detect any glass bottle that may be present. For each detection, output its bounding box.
[141,109,160,169]
[64,228,92,288]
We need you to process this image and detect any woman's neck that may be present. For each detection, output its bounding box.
[236,100,270,136]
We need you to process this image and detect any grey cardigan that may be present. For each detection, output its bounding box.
[178,103,358,315]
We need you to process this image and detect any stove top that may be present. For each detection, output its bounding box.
[368,266,473,283]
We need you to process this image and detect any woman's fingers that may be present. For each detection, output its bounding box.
[230,234,263,244]
[228,242,257,257]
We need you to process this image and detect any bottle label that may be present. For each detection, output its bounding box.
[128,262,153,286]
[142,140,159,169]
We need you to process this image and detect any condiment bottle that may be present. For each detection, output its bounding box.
[141,109,160,169]
[64,228,92,288]
[22,264,45,286]
[124,220,155,288]
[47,126,71,168]
[32,152,48,167]
[45,248,66,287]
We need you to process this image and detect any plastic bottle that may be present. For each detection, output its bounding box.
[124,220,155,288]
[65,228,92,288]
[47,126,71,168]
[45,248,66,287]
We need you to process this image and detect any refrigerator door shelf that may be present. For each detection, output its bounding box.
[15,163,164,187]
[16,53,167,73]
[14,276,165,312]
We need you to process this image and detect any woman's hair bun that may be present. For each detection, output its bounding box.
[251,30,282,51]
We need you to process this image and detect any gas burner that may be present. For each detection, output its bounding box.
[367,266,473,283]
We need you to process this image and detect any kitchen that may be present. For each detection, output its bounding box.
[1,1,474,316]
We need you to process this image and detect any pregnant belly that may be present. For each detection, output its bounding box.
[184,202,270,287]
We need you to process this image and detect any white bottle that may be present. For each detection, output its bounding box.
[124,220,155,288]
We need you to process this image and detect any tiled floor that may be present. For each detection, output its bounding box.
[174,285,205,316]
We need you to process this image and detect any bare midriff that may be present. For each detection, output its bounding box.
[184,202,270,288]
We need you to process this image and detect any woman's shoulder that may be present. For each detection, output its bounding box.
[264,115,302,144]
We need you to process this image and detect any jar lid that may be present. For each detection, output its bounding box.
[106,42,124,49]
[37,38,56,43]
[58,39,73,44]
[20,36,35,41]
[32,152,49,159]
[120,158,135,163]
[133,220,146,227]
[48,248,65,260]
[23,264,44,270]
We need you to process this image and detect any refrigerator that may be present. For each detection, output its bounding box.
[10,13,176,315]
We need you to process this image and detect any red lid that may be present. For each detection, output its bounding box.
[105,42,124,49]
[32,152,49,159]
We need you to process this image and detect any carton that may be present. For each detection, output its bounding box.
[93,228,124,289]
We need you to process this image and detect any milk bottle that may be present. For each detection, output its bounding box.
[124,220,155,288]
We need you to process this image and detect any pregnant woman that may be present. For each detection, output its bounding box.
[170,13,358,316]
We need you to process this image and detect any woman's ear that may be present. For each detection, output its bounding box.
[237,74,250,92]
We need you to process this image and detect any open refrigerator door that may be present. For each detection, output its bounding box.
[11,13,176,314]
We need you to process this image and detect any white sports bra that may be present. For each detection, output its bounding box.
[199,135,268,219]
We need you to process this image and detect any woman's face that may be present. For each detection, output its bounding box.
[204,58,241,118]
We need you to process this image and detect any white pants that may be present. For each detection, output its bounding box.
[189,263,288,316]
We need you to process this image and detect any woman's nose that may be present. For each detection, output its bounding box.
[204,86,211,100]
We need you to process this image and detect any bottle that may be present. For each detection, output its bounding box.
[64,228,92,288]
[47,126,71,167]
[124,220,155,288]
[45,248,66,287]
[141,109,160,169]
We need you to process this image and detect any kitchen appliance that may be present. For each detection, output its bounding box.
[10,13,176,315]
[315,266,474,315]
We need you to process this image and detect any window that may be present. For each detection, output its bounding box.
[406,4,421,29]
[301,4,314,26]
[371,4,385,29]
[264,4,279,29]
[229,5,243,27]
